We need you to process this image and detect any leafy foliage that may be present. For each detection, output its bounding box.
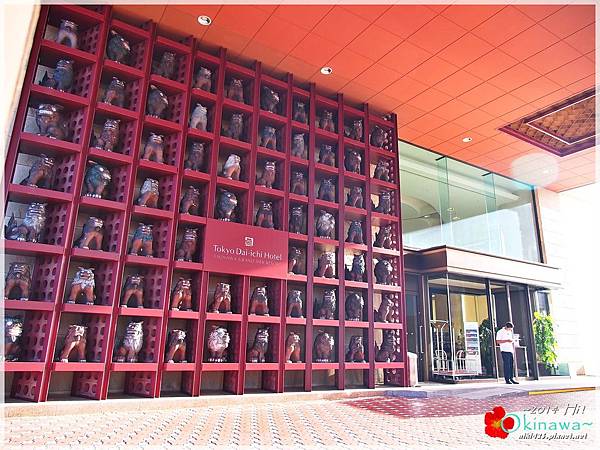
[533,311,558,370]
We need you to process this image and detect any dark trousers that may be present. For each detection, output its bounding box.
[501,351,514,382]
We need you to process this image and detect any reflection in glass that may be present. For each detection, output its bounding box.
[400,142,540,261]
[428,275,495,378]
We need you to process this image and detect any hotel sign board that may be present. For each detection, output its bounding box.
[203,219,288,278]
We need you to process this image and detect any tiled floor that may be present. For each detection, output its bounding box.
[3,390,597,448]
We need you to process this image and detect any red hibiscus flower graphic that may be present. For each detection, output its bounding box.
[484,406,515,439]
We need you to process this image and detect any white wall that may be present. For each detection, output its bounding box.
[537,183,600,375]
[1,2,39,162]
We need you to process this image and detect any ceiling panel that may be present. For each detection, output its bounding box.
[441,4,504,30]
[522,41,582,74]
[436,33,494,68]
[499,25,559,61]
[272,5,332,30]
[539,4,595,38]
[348,25,403,61]
[111,3,597,192]
[471,6,536,46]
[374,5,437,39]
[312,7,371,46]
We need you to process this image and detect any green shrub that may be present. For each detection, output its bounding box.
[533,311,558,371]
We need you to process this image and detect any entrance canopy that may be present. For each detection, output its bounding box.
[405,245,561,288]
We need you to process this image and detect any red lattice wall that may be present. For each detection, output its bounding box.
[2,4,406,402]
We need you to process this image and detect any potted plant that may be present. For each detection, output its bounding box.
[533,312,558,376]
[479,319,494,376]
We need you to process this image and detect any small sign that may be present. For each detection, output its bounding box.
[464,321,482,375]
[203,219,288,278]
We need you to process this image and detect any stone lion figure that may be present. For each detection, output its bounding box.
[141,132,164,163]
[67,267,95,305]
[75,216,104,250]
[221,154,241,180]
[5,203,47,243]
[4,262,32,301]
[207,326,230,362]
[175,228,198,262]
[209,282,232,313]
[59,324,87,362]
[20,154,55,188]
[93,118,120,152]
[346,335,366,363]
[121,275,145,308]
[215,189,238,221]
[285,332,301,363]
[374,225,393,249]
[114,321,144,363]
[345,292,364,321]
[313,331,335,363]
[288,247,303,275]
[254,201,274,229]
[83,161,111,199]
[3,317,24,362]
[179,185,200,215]
[374,159,391,182]
[315,251,336,278]
[377,294,395,323]
[170,278,192,311]
[314,289,336,320]
[249,286,269,316]
[376,330,398,362]
[185,142,206,171]
[316,211,335,239]
[136,178,160,208]
[129,223,154,257]
[247,327,269,363]
[346,220,364,244]
[346,253,365,282]
[194,66,212,91]
[165,329,187,363]
[374,259,394,285]
[286,289,303,318]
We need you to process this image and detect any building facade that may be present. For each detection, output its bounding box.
[2,4,597,403]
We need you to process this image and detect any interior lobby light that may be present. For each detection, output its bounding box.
[320,66,333,75]
[197,15,212,26]
[462,136,473,143]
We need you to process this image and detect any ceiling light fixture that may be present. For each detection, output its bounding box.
[197,15,212,26]
[320,66,333,75]
[462,136,473,143]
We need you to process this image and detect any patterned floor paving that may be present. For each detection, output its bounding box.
[3,390,597,448]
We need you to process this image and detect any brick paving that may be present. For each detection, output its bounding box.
[3,390,597,448]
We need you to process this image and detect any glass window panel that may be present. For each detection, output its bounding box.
[399,141,540,262]
[492,175,540,261]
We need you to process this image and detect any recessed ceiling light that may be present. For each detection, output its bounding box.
[462,136,472,143]
[447,207,455,212]
[197,15,212,26]
[320,66,333,75]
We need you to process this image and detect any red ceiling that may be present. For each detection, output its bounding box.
[113,3,597,192]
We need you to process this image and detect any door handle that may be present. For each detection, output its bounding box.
[419,325,424,354]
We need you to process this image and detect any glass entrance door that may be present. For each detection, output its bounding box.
[490,282,537,380]
[404,274,425,381]
[427,275,495,379]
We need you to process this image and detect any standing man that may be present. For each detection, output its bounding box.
[496,322,519,384]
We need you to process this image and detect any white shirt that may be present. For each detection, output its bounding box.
[496,328,514,353]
